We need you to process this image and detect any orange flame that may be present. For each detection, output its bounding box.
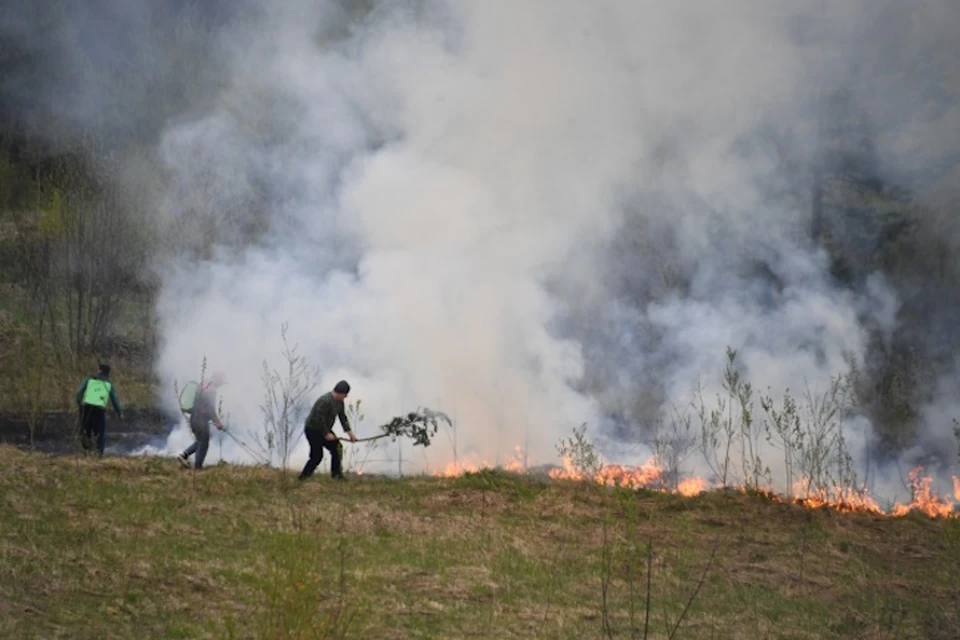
[503,445,527,474]
[432,446,960,519]
[677,476,709,497]
[891,467,956,518]
[433,457,495,477]
[789,479,884,515]
[547,458,676,495]
[432,446,529,477]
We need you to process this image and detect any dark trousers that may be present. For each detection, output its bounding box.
[299,429,343,479]
[79,406,106,456]
[183,422,211,469]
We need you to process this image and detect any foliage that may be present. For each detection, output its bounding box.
[652,406,698,491]
[601,347,870,505]
[689,348,768,490]
[556,422,603,477]
[760,368,862,500]
[377,407,452,447]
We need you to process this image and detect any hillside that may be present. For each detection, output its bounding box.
[1,445,958,639]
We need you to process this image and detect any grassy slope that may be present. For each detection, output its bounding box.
[1,445,959,640]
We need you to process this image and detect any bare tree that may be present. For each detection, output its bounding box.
[254,323,319,470]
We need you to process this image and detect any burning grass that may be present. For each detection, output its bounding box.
[2,445,960,639]
[432,448,960,519]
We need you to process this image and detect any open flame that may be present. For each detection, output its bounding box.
[547,456,705,497]
[433,457,496,477]
[787,482,885,515]
[432,445,528,477]
[890,467,957,518]
[433,445,960,519]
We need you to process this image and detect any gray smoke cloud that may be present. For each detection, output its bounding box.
[5,1,959,500]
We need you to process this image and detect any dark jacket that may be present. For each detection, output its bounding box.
[76,374,123,415]
[190,385,219,429]
[304,392,351,435]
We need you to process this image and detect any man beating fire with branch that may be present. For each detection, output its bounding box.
[298,380,357,481]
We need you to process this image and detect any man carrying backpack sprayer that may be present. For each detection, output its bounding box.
[76,363,123,456]
[299,380,358,481]
[177,371,226,470]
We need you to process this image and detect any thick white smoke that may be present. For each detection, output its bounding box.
[120,0,958,501]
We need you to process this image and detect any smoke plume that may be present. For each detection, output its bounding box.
[3,1,959,500]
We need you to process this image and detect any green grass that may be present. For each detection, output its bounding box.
[1,446,959,639]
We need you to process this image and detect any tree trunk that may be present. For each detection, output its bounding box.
[810,166,823,246]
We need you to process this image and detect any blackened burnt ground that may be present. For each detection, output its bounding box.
[0,408,179,456]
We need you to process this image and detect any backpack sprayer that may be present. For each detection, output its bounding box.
[177,380,268,465]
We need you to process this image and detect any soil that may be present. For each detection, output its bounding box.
[0,408,181,456]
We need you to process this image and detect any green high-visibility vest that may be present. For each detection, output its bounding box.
[82,379,112,408]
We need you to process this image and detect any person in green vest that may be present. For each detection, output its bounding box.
[75,363,123,456]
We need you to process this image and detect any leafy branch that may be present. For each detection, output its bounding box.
[343,407,452,447]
